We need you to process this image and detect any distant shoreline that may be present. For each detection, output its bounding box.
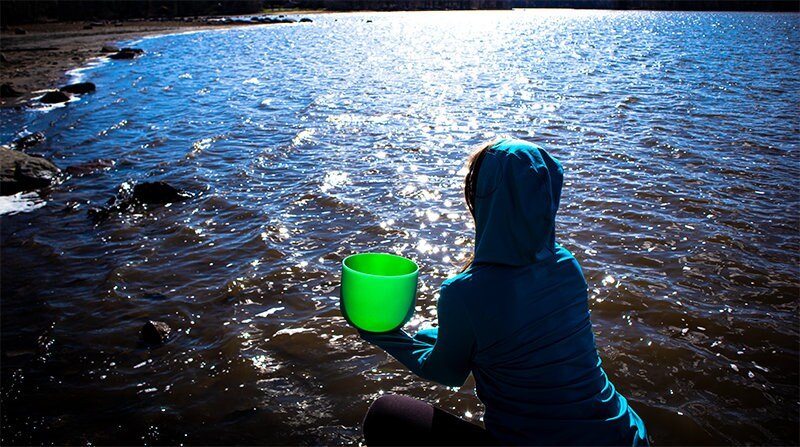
[0,12,325,108]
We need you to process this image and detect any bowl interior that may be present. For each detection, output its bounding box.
[344,253,417,277]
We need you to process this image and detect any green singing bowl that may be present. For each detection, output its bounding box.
[340,253,419,333]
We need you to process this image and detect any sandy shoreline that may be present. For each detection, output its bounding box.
[0,12,324,108]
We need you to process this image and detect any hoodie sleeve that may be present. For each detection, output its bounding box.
[358,287,475,388]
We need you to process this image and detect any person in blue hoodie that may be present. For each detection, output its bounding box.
[356,138,649,446]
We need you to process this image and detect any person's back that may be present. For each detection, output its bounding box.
[358,138,648,446]
[444,250,645,445]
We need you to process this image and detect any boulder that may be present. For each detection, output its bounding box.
[0,147,60,195]
[109,48,144,60]
[88,180,192,221]
[60,82,96,94]
[141,320,171,345]
[299,18,313,23]
[14,28,26,35]
[109,51,135,60]
[12,132,45,150]
[133,181,192,204]
[1,83,22,98]
[121,47,144,54]
[40,90,71,104]
[101,44,119,53]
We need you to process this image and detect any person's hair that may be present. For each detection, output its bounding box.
[458,140,495,273]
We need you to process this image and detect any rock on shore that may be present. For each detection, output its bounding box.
[40,90,71,104]
[1,83,23,98]
[108,48,144,60]
[60,82,96,94]
[0,146,60,195]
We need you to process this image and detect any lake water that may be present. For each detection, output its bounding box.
[1,10,798,445]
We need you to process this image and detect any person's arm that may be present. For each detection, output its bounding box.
[358,287,475,388]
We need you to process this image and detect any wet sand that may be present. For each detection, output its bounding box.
[0,13,323,107]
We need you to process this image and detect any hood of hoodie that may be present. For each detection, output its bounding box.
[472,138,564,266]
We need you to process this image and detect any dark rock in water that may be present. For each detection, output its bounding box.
[88,182,136,220]
[101,45,119,53]
[60,82,96,94]
[14,28,26,35]
[109,48,144,60]
[1,83,23,98]
[141,320,171,345]
[299,18,313,23]
[0,147,60,195]
[88,180,192,221]
[133,181,192,204]
[40,90,71,104]
[65,159,114,177]
[83,24,93,30]
[1,53,7,63]
[12,132,45,150]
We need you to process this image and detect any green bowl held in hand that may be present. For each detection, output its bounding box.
[340,253,419,333]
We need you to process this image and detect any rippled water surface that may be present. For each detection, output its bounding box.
[2,10,799,446]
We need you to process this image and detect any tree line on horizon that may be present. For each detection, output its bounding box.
[315,0,796,10]
[1,1,262,25]
[1,0,796,24]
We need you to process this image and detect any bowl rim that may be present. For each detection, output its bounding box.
[342,252,419,279]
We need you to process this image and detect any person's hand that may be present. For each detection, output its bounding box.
[357,327,404,343]
[356,327,382,342]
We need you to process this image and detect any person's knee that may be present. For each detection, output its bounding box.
[363,394,431,446]
[368,394,399,413]
[363,394,400,432]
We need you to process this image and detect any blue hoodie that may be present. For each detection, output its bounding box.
[360,139,648,446]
